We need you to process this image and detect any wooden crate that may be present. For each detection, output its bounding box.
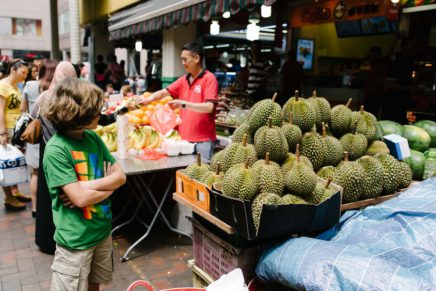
[188,260,213,288]
[176,171,211,213]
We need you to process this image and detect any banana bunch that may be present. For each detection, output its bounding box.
[94,123,117,137]
[128,126,164,150]
[98,122,118,152]
[101,131,118,152]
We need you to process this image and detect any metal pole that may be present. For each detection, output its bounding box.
[68,0,81,64]
[50,0,60,60]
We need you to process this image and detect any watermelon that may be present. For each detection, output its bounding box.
[403,125,431,152]
[403,150,426,180]
[376,120,403,139]
[414,120,436,148]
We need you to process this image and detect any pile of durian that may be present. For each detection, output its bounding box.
[183,91,413,229]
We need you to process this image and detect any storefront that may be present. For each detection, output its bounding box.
[287,0,435,120]
[108,0,277,88]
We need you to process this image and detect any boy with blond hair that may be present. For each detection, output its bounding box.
[43,77,126,291]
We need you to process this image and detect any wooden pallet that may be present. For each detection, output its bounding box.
[340,183,416,211]
[341,193,398,211]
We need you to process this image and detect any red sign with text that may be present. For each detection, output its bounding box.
[289,0,392,27]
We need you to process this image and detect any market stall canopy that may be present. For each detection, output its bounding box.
[108,0,276,40]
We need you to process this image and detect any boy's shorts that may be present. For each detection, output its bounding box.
[50,235,113,291]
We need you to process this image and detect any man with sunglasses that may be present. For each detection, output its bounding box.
[0,59,32,210]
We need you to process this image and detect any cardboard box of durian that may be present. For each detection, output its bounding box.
[210,177,343,241]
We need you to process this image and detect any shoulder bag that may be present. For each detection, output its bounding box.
[20,107,41,145]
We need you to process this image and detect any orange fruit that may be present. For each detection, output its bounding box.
[131,109,145,118]
[141,116,149,125]
[127,114,141,125]
[160,96,173,104]
[142,92,152,98]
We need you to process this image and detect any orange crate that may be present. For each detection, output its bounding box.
[176,171,211,213]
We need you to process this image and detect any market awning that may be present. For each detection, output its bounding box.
[109,0,276,41]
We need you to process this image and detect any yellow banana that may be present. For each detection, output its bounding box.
[133,130,144,150]
[136,130,148,150]
[101,133,109,147]
[94,125,103,136]
[104,122,117,133]
[128,131,136,149]
[108,133,118,152]
[148,131,161,149]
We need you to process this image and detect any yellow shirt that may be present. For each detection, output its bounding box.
[0,80,22,129]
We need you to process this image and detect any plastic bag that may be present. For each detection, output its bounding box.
[135,149,166,160]
[148,104,181,135]
[0,144,29,186]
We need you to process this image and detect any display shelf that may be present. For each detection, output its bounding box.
[173,192,235,235]
[341,194,398,212]
[215,121,239,129]
[340,183,415,212]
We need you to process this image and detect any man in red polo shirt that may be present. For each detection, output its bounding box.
[138,43,218,160]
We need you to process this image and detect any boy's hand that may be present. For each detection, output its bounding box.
[104,161,115,177]
[60,193,76,208]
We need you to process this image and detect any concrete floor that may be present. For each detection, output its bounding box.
[0,182,194,291]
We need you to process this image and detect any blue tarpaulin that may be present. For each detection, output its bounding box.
[256,178,436,290]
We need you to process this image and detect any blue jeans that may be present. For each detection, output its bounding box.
[195,141,216,162]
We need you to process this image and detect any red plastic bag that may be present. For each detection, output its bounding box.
[149,105,181,135]
[135,149,167,160]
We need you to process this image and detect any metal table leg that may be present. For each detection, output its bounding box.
[112,175,156,233]
[120,176,175,262]
[112,183,134,224]
[136,176,192,239]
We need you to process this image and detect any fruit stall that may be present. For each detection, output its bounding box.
[172,89,436,289]
[96,92,202,261]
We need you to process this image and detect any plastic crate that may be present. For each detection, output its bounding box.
[192,218,264,282]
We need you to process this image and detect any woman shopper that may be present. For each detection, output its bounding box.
[21,60,58,217]
[0,59,31,210]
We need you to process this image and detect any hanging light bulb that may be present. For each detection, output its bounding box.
[135,40,142,52]
[261,5,271,18]
[223,11,231,19]
[246,22,260,41]
[390,0,400,4]
[210,20,220,35]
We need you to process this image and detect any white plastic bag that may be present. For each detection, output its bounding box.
[206,268,248,291]
[0,144,29,186]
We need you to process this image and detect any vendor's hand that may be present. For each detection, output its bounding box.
[168,100,184,110]
[0,133,8,145]
[133,95,152,106]
[60,193,76,208]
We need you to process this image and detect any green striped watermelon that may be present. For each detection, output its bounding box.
[403,150,426,180]
[375,120,403,139]
[414,120,436,148]
[403,125,431,152]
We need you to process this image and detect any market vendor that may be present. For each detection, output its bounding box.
[137,42,218,161]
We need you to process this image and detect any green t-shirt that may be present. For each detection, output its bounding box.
[43,130,116,250]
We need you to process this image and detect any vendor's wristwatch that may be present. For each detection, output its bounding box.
[181,101,187,109]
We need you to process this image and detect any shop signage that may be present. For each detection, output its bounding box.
[290,0,390,27]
